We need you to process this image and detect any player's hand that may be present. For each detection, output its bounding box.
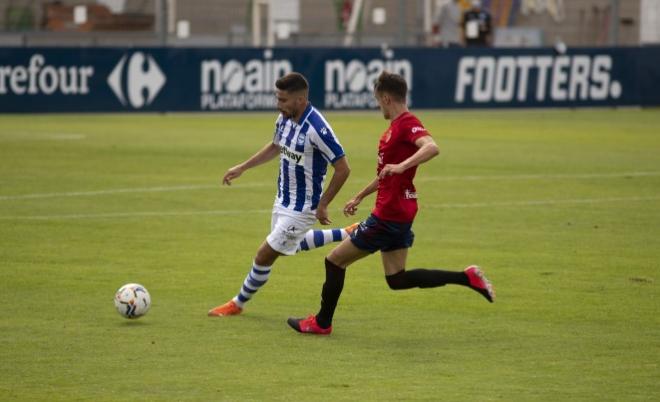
[315,204,331,225]
[343,197,361,217]
[222,165,244,186]
[378,163,405,179]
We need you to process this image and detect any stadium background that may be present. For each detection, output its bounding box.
[0,0,653,47]
[1,0,660,113]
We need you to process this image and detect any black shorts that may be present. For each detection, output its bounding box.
[350,214,414,253]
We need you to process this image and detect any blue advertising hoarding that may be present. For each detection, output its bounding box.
[1,46,659,112]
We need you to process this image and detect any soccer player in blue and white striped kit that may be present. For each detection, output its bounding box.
[208,72,352,317]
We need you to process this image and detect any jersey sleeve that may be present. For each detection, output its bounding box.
[308,113,345,163]
[401,116,431,145]
[272,114,284,144]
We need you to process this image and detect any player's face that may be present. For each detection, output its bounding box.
[374,91,391,120]
[276,89,305,120]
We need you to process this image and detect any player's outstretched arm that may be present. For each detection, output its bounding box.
[343,177,378,216]
[316,156,351,225]
[378,136,439,179]
[222,142,280,185]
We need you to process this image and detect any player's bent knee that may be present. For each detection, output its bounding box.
[326,249,351,268]
[385,271,409,290]
[255,242,281,266]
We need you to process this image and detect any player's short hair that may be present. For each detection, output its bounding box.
[373,71,407,102]
[276,72,309,94]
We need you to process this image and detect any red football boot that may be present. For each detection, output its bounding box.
[287,315,332,335]
[464,265,495,303]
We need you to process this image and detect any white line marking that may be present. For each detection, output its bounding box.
[0,208,272,220]
[0,132,86,141]
[45,134,87,140]
[416,171,660,182]
[1,171,658,201]
[424,196,660,210]
[0,184,218,200]
[1,196,658,221]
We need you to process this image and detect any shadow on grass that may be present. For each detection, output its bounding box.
[116,319,150,327]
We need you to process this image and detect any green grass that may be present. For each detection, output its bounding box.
[0,109,659,401]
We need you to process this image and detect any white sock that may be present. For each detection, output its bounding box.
[233,261,272,308]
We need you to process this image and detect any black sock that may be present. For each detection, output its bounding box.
[315,258,346,328]
[385,269,469,290]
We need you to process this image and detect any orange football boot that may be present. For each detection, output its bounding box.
[344,222,360,235]
[208,300,242,317]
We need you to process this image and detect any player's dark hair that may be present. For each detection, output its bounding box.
[373,71,407,102]
[276,72,309,94]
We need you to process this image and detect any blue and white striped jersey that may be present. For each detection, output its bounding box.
[272,103,345,213]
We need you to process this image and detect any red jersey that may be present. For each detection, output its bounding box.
[372,112,430,223]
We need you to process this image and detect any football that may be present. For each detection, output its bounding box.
[114,283,151,319]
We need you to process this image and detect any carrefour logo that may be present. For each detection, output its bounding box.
[455,55,622,104]
[0,54,93,95]
[199,51,292,110]
[324,58,413,109]
[107,52,166,108]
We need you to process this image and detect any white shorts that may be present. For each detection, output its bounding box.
[266,205,317,256]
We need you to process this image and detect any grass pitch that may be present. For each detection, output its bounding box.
[0,109,659,401]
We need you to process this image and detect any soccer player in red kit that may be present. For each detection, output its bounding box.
[287,71,495,335]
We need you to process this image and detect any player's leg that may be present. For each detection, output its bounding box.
[208,209,284,317]
[382,251,495,302]
[287,238,370,334]
[209,209,315,317]
[207,241,281,317]
[296,222,360,252]
[289,216,386,334]
[308,215,390,330]
[317,239,370,326]
[382,247,467,287]
[233,242,281,308]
